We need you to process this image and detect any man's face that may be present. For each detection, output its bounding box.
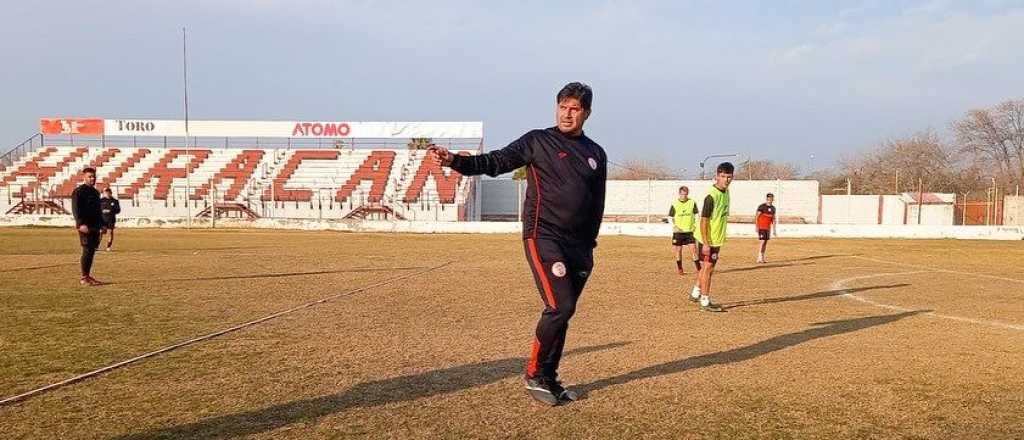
[767,196,774,205]
[679,189,688,200]
[714,171,734,189]
[556,97,588,136]
[84,172,96,187]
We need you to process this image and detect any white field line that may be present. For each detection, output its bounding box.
[831,271,1024,332]
[850,255,1024,286]
[0,261,453,407]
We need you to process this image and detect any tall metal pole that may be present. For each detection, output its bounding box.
[699,153,739,180]
[917,178,923,225]
[183,26,192,228]
[962,192,968,225]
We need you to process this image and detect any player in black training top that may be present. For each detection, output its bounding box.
[100,187,121,251]
[429,82,607,406]
[71,167,105,286]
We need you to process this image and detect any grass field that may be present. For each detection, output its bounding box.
[1,228,1023,439]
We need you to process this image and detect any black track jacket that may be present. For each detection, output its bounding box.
[71,184,103,229]
[449,127,607,248]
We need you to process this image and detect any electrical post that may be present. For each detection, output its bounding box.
[211,184,217,229]
[917,178,923,225]
[699,153,738,180]
[182,26,192,228]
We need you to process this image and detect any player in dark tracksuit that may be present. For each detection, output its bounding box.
[430,82,606,406]
[71,167,105,286]
[100,187,121,251]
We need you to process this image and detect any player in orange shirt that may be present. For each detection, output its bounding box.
[755,193,777,263]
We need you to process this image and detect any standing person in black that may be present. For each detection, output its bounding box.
[72,167,105,286]
[100,187,121,251]
[429,82,607,406]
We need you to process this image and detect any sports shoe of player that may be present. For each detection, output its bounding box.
[699,295,723,312]
[525,376,577,406]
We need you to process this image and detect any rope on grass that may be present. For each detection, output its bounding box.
[0,261,453,407]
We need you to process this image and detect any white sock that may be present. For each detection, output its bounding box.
[699,295,711,306]
[690,285,701,299]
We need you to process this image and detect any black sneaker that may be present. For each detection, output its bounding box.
[524,376,576,406]
[548,378,578,403]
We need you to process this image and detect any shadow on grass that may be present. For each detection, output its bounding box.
[715,254,859,275]
[775,254,858,263]
[102,266,428,285]
[0,263,77,273]
[721,283,910,310]
[0,246,273,258]
[113,342,631,440]
[576,310,924,397]
[717,261,812,274]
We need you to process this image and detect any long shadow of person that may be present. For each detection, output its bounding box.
[576,310,925,397]
[103,266,428,285]
[715,261,810,274]
[113,342,631,440]
[721,283,911,310]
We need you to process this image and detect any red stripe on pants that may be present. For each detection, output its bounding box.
[526,239,557,309]
[526,337,541,377]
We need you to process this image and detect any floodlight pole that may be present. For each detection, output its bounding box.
[182,26,192,228]
[699,153,739,180]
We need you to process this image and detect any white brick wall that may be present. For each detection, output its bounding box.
[482,179,821,223]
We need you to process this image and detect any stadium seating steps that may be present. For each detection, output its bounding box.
[0,146,473,210]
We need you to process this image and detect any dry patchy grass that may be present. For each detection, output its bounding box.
[1,228,1022,439]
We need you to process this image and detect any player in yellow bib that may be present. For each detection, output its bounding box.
[689,162,734,312]
[668,186,699,275]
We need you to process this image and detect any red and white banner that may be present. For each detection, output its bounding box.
[103,119,482,138]
[40,118,483,139]
[39,118,105,135]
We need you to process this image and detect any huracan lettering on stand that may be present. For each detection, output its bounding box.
[263,150,340,201]
[291,122,351,137]
[335,151,396,202]
[404,152,465,203]
[122,149,211,200]
[192,150,265,201]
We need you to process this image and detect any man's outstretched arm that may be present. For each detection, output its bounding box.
[429,133,533,177]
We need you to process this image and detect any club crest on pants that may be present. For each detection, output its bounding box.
[551,262,567,277]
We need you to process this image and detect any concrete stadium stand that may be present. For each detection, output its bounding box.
[3,215,1022,240]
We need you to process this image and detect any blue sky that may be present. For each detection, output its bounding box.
[2,0,1022,176]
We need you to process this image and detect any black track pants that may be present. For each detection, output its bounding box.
[79,230,100,276]
[522,238,594,379]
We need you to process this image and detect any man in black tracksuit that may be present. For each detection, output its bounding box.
[430,82,607,406]
[71,167,105,286]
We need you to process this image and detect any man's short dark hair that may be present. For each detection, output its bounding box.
[83,167,97,175]
[716,162,734,174]
[679,185,689,192]
[103,187,113,194]
[557,82,593,112]
[767,193,774,198]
